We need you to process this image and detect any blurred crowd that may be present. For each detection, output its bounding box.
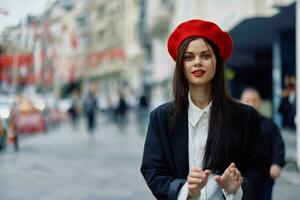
[0,86,150,152]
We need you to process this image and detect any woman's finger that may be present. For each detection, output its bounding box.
[204,169,212,176]
[189,171,203,178]
[230,162,236,168]
[190,167,202,172]
[230,168,237,177]
[224,163,235,174]
[235,170,241,178]
[188,176,205,184]
[188,172,210,183]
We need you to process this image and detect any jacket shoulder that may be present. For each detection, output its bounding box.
[225,99,258,117]
[151,102,174,115]
[148,102,175,126]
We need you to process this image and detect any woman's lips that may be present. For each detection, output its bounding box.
[192,70,206,77]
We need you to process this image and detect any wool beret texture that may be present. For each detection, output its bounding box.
[167,19,233,61]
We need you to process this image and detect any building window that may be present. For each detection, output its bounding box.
[97,30,105,44]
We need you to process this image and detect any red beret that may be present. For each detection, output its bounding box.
[167,19,233,61]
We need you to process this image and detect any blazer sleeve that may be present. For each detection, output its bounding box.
[140,109,186,200]
[242,109,271,199]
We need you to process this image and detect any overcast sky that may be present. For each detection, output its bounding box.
[0,0,50,33]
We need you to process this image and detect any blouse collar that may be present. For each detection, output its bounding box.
[188,92,212,127]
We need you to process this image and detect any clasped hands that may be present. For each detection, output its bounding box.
[187,163,243,198]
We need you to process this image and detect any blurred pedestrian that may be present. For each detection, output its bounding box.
[68,91,81,128]
[139,93,149,111]
[241,88,285,200]
[83,90,98,134]
[0,120,7,151]
[140,19,270,200]
[137,93,149,133]
[278,74,296,130]
[116,93,128,127]
[8,103,19,151]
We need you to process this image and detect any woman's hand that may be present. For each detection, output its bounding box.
[187,167,211,198]
[214,163,243,194]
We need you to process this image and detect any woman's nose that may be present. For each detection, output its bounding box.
[194,56,202,67]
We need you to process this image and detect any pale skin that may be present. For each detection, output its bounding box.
[241,89,283,180]
[183,38,243,198]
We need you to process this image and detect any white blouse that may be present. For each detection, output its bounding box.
[177,93,243,200]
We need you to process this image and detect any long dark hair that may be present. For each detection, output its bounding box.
[171,36,232,173]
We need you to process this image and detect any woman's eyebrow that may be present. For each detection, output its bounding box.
[201,50,210,53]
[185,50,210,54]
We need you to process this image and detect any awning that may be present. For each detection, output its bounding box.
[228,2,295,68]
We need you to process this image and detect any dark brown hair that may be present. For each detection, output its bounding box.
[171,36,232,173]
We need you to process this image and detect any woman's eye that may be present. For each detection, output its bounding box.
[184,55,193,60]
[202,54,211,59]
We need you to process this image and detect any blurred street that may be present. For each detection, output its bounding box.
[0,112,153,200]
[0,112,299,200]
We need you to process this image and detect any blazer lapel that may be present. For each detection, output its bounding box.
[169,108,189,178]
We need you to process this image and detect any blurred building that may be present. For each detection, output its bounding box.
[0,13,58,94]
[0,24,36,93]
[0,0,90,97]
[139,0,174,109]
[46,0,86,96]
[85,0,144,105]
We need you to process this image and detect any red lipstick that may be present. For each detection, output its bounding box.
[192,70,206,77]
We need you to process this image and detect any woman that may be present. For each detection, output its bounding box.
[140,19,270,200]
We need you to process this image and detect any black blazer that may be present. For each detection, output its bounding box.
[141,100,270,200]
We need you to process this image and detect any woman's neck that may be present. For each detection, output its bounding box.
[189,85,212,109]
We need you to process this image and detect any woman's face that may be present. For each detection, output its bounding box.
[183,38,217,89]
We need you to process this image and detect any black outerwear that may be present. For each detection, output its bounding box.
[254,115,285,200]
[141,100,270,200]
[259,115,285,169]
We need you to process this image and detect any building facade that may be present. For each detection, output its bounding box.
[85,0,144,106]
